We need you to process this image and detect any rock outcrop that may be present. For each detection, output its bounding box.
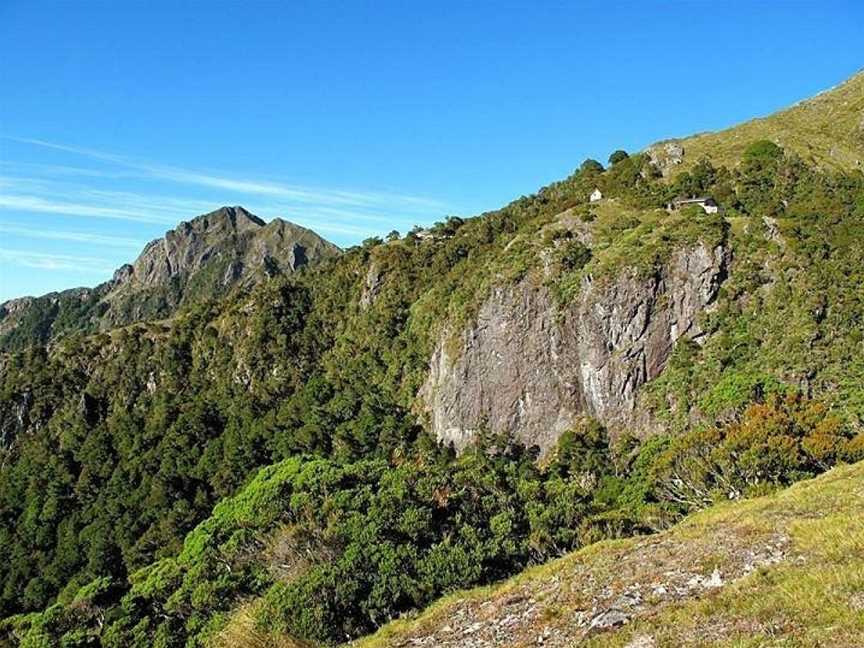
[0,207,340,350]
[0,390,32,450]
[359,260,383,310]
[646,141,685,176]
[421,242,729,453]
[112,206,337,293]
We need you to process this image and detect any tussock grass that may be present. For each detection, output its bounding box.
[653,71,864,174]
[212,603,313,648]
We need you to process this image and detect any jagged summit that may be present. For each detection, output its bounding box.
[0,206,340,348]
[169,205,266,235]
[113,205,337,292]
[211,205,266,227]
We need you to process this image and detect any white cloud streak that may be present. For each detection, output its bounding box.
[0,136,458,297]
[0,222,144,248]
[0,248,115,273]
[0,192,176,224]
[0,183,396,237]
[3,136,451,214]
[0,136,462,252]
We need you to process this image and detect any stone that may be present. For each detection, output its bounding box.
[420,242,729,454]
[625,635,657,648]
[0,390,32,449]
[589,609,630,629]
[706,568,724,588]
[647,141,685,175]
[360,260,383,310]
[463,622,483,634]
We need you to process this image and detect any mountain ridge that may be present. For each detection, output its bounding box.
[0,206,340,349]
[0,70,863,647]
[646,68,864,174]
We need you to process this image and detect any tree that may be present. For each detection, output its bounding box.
[608,150,629,165]
[558,240,592,271]
[743,139,783,162]
[580,159,605,175]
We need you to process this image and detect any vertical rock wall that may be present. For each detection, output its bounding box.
[420,243,729,453]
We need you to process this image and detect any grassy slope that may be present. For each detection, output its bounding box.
[354,461,864,647]
[652,70,864,173]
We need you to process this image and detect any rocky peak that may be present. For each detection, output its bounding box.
[113,206,336,292]
[173,205,265,236]
[0,207,340,349]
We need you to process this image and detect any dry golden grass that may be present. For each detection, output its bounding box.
[650,70,864,175]
[211,602,313,648]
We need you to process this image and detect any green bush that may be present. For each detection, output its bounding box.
[608,149,629,165]
[651,394,858,508]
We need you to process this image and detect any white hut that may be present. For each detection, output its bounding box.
[589,188,603,202]
[667,197,720,214]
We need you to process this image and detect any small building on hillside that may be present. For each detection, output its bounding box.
[589,188,603,202]
[667,196,720,214]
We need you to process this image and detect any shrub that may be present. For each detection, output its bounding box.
[651,394,855,508]
[608,150,629,165]
[557,240,592,271]
[580,159,605,174]
[743,139,783,162]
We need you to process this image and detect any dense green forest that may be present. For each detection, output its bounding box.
[1,138,863,646]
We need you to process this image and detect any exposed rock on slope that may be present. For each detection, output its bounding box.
[0,206,340,349]
[421,242,729,452]
[113,206,331,291]
[99,206,339,326]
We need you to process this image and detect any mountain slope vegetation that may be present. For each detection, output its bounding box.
[0,72,863,647]
[354,460,864,648]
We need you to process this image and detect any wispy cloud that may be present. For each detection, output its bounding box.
[0,136,462,252]
[4,136,452,215]
[0,192,176,224]
[0,248,115,274]
[0,136,460,299]
[0,183,387,237]
[0,222,144,248]
[0,159,136,181]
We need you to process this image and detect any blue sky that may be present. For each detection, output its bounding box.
[1,1,862,301]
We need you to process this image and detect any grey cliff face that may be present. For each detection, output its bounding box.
[421,281,580,453]
[574,244,727,429]
[421,242,729,453]
[0,390,31,450]
[114,206,332,291]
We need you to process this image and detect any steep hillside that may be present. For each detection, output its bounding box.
[0,72,863,647]
[421,231,729,453]
[0,206,340,350]
[647,69,864,175]
[355,460,864,648]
